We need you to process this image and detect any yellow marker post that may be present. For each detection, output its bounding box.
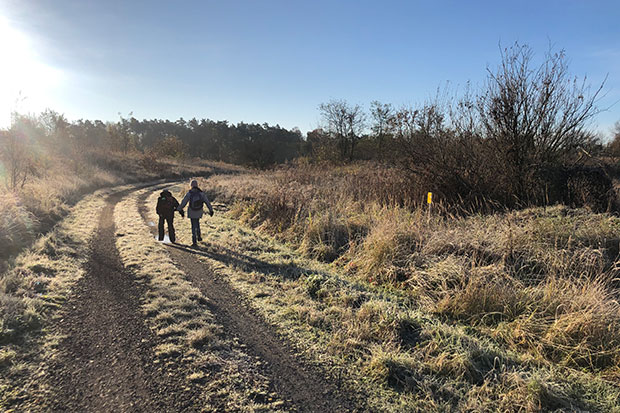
[427,192,432,223]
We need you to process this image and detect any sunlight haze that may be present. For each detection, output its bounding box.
[4,3,620,411]
[0,15,63,126]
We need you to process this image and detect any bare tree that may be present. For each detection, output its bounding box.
[385,43,607,209]
[0,129,36,191]
[370,101,393,158]
[319,99,366,161]
[477,43,604,202]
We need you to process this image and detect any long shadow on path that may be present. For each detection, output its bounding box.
[162,242,364,412]
[137,195,364,412]
[165,241,330,281]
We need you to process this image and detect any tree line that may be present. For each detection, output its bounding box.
[72,116,304,168]
[0,113,305,188]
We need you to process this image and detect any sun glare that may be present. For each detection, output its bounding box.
[0,15,63,128]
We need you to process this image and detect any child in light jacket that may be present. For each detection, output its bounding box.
[178,180,214,247]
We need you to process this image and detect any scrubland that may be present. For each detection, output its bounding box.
[202,163,620,411]
[2,154,619,410]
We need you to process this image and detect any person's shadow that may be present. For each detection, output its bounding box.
[166,242,327,282]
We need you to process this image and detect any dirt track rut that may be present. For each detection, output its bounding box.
[139,188,364,412]
[41,189,199,412]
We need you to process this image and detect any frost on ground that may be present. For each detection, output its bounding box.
[0,185,132,410]
[155,234,172,243]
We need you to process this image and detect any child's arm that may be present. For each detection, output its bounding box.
[178,193,190,211]
[202,193,214,216]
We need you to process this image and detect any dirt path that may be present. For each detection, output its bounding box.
[40,189,200,412]
[138,193,364,412]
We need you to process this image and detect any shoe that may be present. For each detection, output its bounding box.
[197,236,202,242]
[191,243,198,248]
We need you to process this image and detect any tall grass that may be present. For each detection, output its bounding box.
[0,193,38,268]
[206,162,620,374]
[207,162,417,259]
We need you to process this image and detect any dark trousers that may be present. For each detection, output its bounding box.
[158,215,175,242]
[190,218,201,244]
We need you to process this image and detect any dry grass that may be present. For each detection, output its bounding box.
[207,163,412,259]
[207,166,620,372]
[115,188,284,411]
[199,165,620,411]
[0,188,110,409]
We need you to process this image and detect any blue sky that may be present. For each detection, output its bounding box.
[1,0,619,136]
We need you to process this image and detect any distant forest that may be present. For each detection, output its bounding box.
[44,115,305,168]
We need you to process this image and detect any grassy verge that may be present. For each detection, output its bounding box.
[115,187,285,412]
[0,185,123,411]
[188,169,620,412]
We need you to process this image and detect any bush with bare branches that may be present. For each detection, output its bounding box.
[0,129,38,191]
[389,43,609,210]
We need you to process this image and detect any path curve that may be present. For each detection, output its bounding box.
[41,187,200,412]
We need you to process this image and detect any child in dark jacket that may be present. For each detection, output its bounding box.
[156,189,183,243]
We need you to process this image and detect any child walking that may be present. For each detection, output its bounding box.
[156,189,183,243]
[178,180,214,247]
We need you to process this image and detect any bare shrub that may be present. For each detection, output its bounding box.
[0,129,38,191]
[476,44,602,202]
[562,166,615,211]
[389,102,491,208]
